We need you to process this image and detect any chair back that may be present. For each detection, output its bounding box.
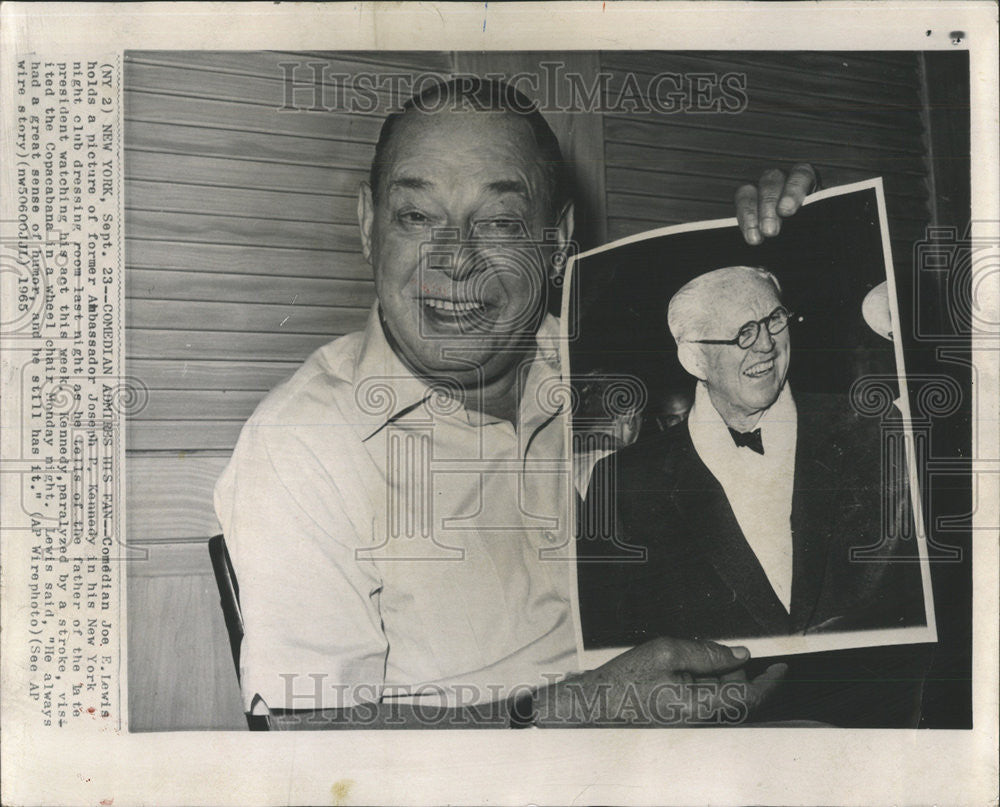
[208,534,244,675]
[208,534,271,730]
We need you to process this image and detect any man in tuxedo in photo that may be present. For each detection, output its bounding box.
[578,265,929,725]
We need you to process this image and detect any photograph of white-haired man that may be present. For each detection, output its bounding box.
[578,264,929,726]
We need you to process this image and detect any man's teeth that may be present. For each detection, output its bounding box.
[424,298,484,312]
[744,359,775,377]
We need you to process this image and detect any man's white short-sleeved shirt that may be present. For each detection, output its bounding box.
[214,305,578,711]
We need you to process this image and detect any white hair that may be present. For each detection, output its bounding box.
[667,266,782,344]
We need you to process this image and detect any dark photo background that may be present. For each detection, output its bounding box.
[568,186,898,432]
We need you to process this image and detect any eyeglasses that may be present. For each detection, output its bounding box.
[689,306,793,350]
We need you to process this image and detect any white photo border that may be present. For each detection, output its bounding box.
[562,178,939,665]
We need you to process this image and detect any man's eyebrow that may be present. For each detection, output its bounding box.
[387,176,529,197]
[388,176,433,192]
[485,179,529,197]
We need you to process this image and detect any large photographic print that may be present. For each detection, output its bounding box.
[567,183,937,723]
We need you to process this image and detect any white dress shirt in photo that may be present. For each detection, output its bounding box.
[687,381,798,611]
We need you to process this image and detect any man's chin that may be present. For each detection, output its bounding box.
[743,391,782,413]
[736,378,782,405]
[411,347,506,381]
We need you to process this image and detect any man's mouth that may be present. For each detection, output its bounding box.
[743,358,775,378]
[422,297,487,313]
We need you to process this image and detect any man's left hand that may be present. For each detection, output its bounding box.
[735,164,818,245]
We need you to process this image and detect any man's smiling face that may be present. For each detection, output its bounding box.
[359,110,567,389]
[697,273,790,425]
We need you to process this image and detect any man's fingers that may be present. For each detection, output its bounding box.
[745,662,788,712]
[655,637,751,676]
[736,163,818,245]
[777,163,817,216]
[734,183,761,245]
[756,168,787,238]
[718,668,750,685]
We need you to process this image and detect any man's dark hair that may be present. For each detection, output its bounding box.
[369,77,571,216]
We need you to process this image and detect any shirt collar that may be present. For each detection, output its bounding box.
[689,379,796,448]
[351,304,563,441]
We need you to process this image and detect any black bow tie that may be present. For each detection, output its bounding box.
[728,427,764,455]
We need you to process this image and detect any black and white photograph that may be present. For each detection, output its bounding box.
[121,51,965,732]
[568,183,936,726]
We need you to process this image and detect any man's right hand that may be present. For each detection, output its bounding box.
[266,638,785,730]
[734,164,818,245]
[537,637,786,727]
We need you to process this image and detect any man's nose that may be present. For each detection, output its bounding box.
[751,324,776,352]
[425,229,485,281]
[451,243,489,282]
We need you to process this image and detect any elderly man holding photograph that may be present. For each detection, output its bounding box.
[214,77,817,729]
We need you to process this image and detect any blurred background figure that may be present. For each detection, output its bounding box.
[649,388,694,433]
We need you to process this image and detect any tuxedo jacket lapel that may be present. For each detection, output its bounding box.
[668,431,792,635]
[789,403,835,632]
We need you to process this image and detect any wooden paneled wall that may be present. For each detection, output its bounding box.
[125,51,933,731]
[599,51,930,265]
[125,51,454,545]
[124,51,451,730]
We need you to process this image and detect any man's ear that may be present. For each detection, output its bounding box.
[358,182,375,264]
[548,201,575,283]
[677,342,707,381]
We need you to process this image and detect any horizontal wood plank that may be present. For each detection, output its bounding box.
[722,90,920,131]
[606,217,927,253]
[126,239,372,280]
[606,164,929,205]
[601,142,928,189]
[125,89,384,143]
[126,359,299,391]
[604,117,923,173]
[128,420,245,451]
[126,61,391,117]
[127,329,342,361]
[606,190,929,227]
[600,62,924,145]
[127,268,375,307]
[126,150,368,196]
[127,49,452,86]
[126,179,356,223]
[133,389,265,421]
[274,50,454,73]
[125,119,376,173]
[601,51,919,87]
[127,455,228,542]
[600,52,920,106]
[698,51,919,87]
[605,193,730,225]
[601,104,922,155]
[126,210,361,252]
[125,535,220,574]
[127,299,369,335]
